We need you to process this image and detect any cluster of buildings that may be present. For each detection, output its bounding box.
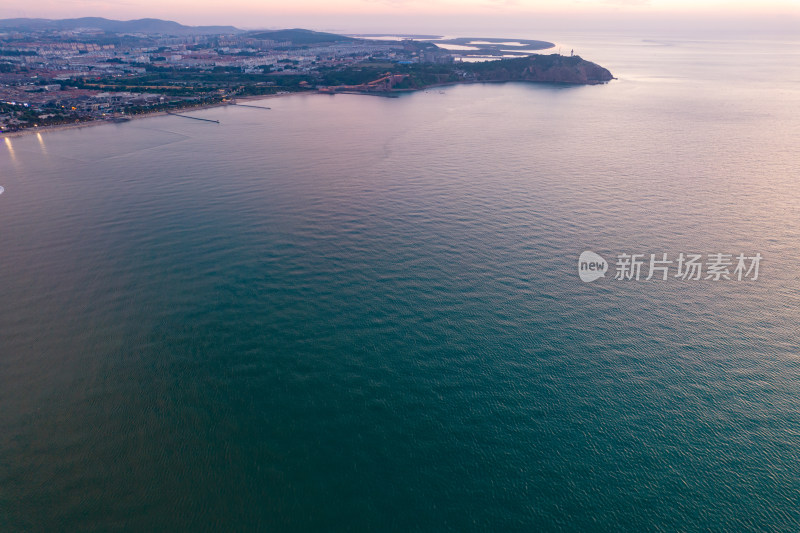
[0,26,459,132]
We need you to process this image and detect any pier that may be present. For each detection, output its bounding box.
[165,111,220,124]
[230,103,271,110]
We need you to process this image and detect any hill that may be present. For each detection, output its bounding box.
[462,54,614,85]
[0,17,240,35]
[244,28,357,45]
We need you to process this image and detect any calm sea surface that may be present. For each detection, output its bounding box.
[2,34,800,531]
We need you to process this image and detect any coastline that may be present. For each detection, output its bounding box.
[0,92,309,139]
[2,70,613,140]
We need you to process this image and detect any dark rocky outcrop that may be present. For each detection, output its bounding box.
[463,54,614,85]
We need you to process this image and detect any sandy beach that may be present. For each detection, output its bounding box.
[0,92,307,140]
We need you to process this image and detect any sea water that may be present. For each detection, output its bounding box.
[1,33,800,531]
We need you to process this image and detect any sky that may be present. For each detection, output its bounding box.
[0,0,798,35]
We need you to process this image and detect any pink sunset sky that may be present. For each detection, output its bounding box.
[1,0,798,34]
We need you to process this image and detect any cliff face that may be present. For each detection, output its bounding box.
[521,57,614,84]
[464,54,614,85]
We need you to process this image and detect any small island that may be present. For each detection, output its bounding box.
[0,19,613,134]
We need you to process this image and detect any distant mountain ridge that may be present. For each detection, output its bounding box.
[0,17,241,35]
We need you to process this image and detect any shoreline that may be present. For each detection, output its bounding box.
[0,92,309,139]
[2,74,613,140]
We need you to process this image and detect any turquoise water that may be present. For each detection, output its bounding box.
[2,35,800,531]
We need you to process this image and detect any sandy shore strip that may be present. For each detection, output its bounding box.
[0,92,309,139]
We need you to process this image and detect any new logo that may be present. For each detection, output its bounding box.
[579,251,608,282]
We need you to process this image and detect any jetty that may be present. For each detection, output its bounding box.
[230,103,271,110]
[165,111,220,124]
